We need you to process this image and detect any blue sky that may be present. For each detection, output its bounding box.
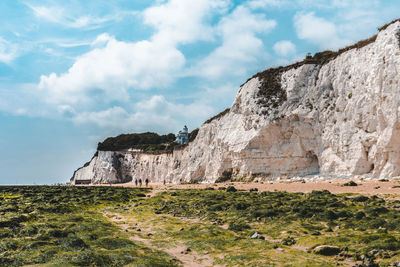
[0,0,399,184]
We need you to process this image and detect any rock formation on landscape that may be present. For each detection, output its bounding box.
[71,20,400,184]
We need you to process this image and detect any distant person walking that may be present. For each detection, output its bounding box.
[163,179,166,186]
[139,179,142,187]
[134,179,138,187]
[145,178,149,187]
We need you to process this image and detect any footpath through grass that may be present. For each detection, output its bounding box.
[2,185,400,266]
[137,188,400,266]
[0,186,177,267]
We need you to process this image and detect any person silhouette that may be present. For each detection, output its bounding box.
[139,179,142,187]
[145,178,149,187]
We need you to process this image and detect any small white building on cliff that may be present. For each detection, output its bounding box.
[176,125,189,144]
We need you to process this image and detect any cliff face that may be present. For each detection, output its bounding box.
[71,21,400,184]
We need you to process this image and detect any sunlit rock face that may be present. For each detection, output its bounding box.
[71,21,400,184]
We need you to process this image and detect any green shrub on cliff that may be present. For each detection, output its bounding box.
[97,132,177,153]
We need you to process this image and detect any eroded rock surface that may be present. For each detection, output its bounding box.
[71,21,400,184]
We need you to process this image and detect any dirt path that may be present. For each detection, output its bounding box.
[104,210,340,266]
[103,211,220,267]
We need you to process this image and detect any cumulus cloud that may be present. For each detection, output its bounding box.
[37,0,234,110]
[273,40,296,57]
[0,37,18,64]
[294,12,351,50]
[144,0,229,45]
[72,95,215,133]
[193,5,276,79]
[32,0,244,131]
[38,34,185,106]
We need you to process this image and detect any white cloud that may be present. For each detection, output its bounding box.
[56,41,92,48]
[34,0,238,127]
[13,0,278,132]
[0,83,217,134]
[39,34,185,106]
[193,5,276,79]
[247,0,288,9]
[26,3,131,29]
[273,40,296,57]
[0,37,18,64]
[0,83,51,117]
[73,106,130,128]
[27,5,64,24]
[330,0,379,8]
[135,95,214,126]
[245,0,360,10]
[144,0,230,45]
[294,12,351,50]
[72,95,215,133]
[37,0,236,109]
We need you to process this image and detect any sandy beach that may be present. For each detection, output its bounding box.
[94,178,400,195]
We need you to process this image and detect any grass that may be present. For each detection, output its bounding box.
[203,108,230,124]
[138,189,400,265]
[2,186,400,266]
[0,186,177,266]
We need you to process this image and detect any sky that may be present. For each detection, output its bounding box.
[0,0,399,185]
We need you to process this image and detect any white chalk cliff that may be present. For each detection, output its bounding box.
[71,20,400,184]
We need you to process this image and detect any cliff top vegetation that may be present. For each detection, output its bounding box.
[97,129,199,154]
[97,132,177,153]
[203,108,230,124]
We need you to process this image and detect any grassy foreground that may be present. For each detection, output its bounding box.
[0,186,176,266]
[1,186,400,266]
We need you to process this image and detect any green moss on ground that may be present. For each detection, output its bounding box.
[0,186,177,267]
[3,185,400,266]
[136,189,400,266]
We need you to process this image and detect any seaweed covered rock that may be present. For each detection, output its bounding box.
[313,245,341,256]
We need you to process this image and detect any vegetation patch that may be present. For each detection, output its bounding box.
[254,66,288,113]
[4,184,400,266]
[188,128,199,142]
[215,170,232,183]
[97,132,177,154]
[378,18,400,31]
[397,30,400,49]
[343,181,358,186]
[204,108,230,124]
[0,186,177,266]
[313,245,341,256]
[228,220,250,232]
[142,188,400,265]
[226,186,237,192]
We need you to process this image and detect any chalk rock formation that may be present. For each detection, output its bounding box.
[71,20,400,184]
